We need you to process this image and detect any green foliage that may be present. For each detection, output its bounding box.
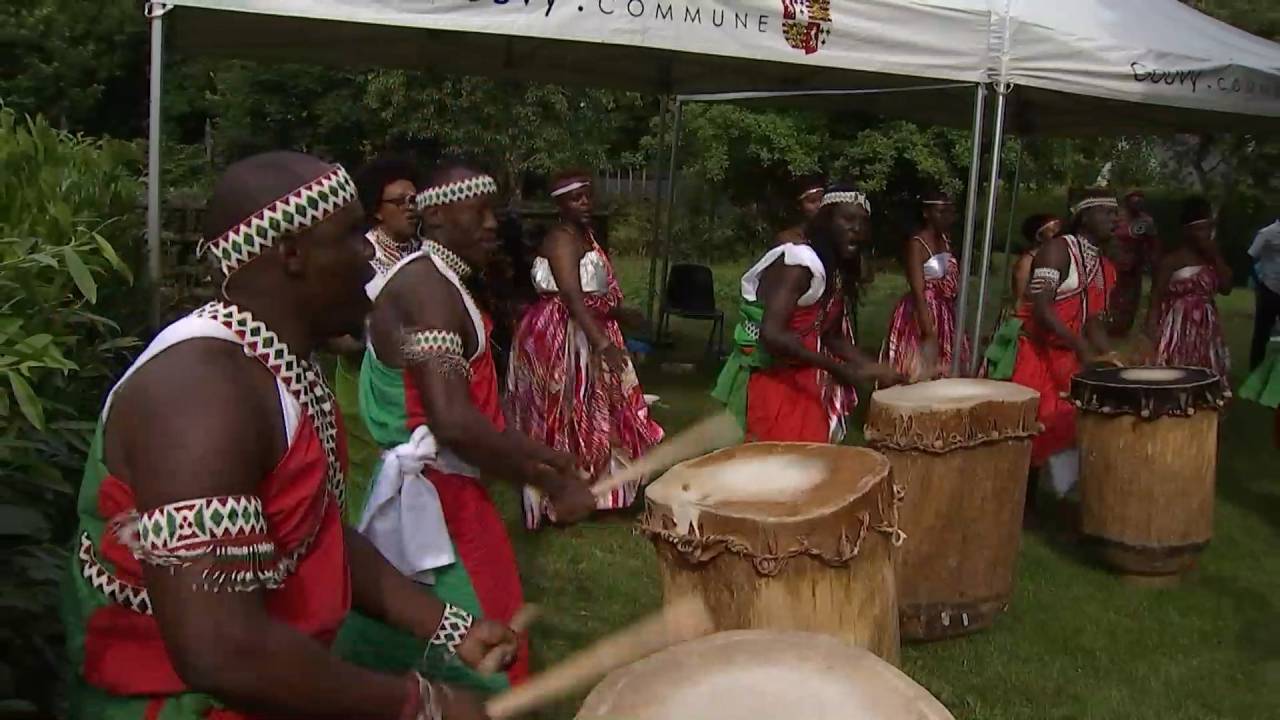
[0,108,144,713]
[365,72,649,199]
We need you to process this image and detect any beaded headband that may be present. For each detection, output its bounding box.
[1038,218,1062,236]
[550,179,591,198]
[1071,197,1118,215]
[416,174,498,210]
[798,186,825,200]
[820,191,871,213]
[203,165,357,278]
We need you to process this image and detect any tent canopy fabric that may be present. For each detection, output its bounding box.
[167,0,995,94]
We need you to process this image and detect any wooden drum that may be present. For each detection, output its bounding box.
[864,378,1040,641]
[638,444,902,663]
[577,630,954,720]
[1071,366,1226,579]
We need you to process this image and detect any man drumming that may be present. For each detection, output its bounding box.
[1011,188,1118,525]
[63,152,513,720]
[336,159,596,693]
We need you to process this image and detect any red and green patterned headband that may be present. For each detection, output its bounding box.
[416,174,499,210]
[203,165,357,278]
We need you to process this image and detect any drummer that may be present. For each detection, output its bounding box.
[1010,188,1119,526]
[712,184,902,443]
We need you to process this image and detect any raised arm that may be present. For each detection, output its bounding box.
[111,342,412,719]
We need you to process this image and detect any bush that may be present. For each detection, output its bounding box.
[0,108,145,714]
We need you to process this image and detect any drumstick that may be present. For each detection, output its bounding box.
[478,605,542,675]
[484,596,714,720]
[590,411,742,500]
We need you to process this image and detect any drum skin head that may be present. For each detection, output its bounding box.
[870,378,1039,411]
[577,630,954,720]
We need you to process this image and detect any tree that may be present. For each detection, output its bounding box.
[364,72,649,202]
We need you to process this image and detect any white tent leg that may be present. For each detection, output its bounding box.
[657,100,683,309]
[968,86,1009,376]
[146,3,169,329]
[951,83,987,377]
[644,96,670,333]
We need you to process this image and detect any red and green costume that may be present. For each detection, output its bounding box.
[712,243,856,444]
[62,302,352,720]
[334,245,528,693]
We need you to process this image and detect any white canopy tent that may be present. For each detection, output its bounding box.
[685,0,1280,371]
[143,0,1000,345]
[144,0,1280,373]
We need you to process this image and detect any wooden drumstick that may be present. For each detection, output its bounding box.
[484,596,714,720]
[478,604,542,675]
[590,411,741,500]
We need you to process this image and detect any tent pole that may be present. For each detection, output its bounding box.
[146,3,169,330]
[658,99,684,309]
[644,96,670,335]
[968,86,1009,376]
[996,145,1024,313]
[951,82,987,376]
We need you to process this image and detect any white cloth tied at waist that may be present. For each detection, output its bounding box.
[357,425,455,584]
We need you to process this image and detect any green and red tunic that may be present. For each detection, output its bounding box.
[62,303,351,720]
[334,247,528,694]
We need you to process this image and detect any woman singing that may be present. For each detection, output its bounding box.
[1144,197,1231,384]
[882,191,969,379]
[506,170,664,530]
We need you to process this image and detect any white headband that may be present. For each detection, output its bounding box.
[1038,218,1062,236]
[203,164,357,279]
[820,191,871,213]
[922,199,953,205]
[550,179,591,198]
[1071,197,1118,215]
[416,174,498,209]
[798,186,824,200]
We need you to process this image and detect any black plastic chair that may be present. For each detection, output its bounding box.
[656,263,725,357]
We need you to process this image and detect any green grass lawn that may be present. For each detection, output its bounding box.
[491,254,1280,720]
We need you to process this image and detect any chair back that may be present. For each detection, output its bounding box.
[664,263,717,314]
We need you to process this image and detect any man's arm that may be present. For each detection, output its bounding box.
[758,262,848,377]
[1029,238,1091,360]
[345,528,514,669]
[382,260,594,522]
[116,342,412,719]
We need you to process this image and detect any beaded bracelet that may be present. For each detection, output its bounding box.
[429,603,474,658]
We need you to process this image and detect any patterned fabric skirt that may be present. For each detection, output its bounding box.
[881,286,969,377]
[1155,295,1230,385]
[507,296,664,530]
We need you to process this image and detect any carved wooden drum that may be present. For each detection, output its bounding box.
[577,630,955,720]
[864,378,1040,641]
[1071,366,1226,579]
[638,443,902,663]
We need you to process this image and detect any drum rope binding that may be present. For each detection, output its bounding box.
[635,481,905,578]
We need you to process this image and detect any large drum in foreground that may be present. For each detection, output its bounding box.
[577,630,954,720]
[864,378,1041,641]
[1071,366,1225,579]
[638,443,901,663]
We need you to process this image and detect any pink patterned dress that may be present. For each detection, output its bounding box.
[1154,264,1230,382]
[507,233,664,529]
[882,236,970,376]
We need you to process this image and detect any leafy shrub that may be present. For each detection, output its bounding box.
[0,108,145,714]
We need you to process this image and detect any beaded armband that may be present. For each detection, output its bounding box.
[1028,267,1061,296]
[428,603,474,658]
[401,329,471,378]
[112,495,282,593]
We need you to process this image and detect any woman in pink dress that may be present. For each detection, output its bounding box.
[1144,197,1232,383]
[882,191,970,379]
[507,170,664,530]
